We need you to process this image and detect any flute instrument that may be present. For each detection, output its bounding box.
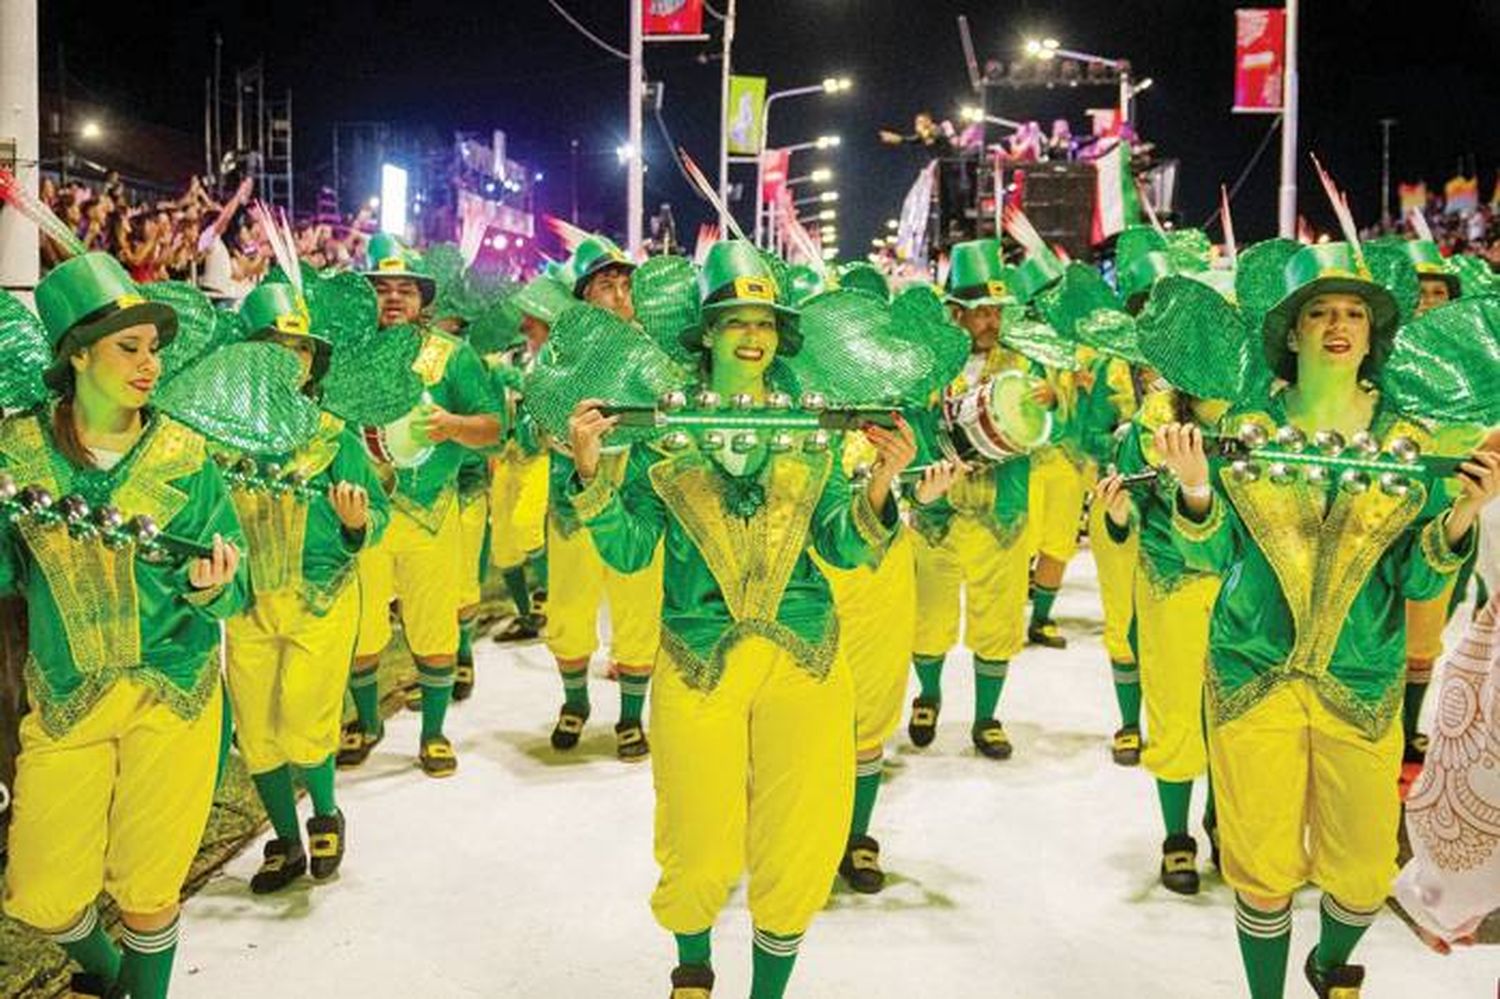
[0,472,215,564]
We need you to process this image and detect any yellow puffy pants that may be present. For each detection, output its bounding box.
[226,584,360,775]
[545,518,663,668]
[1207,679,1401,910]
[1027,449,1089,563]
[4,680,221,928]
[649,636,854,936]
[489,452,549,569]
[818,528,917,754]
[457,492,490,610]
[912,516,1028,662]
[1088,500,1138,664]
[1405,577,1459,680]
[355,501,463,659]
[1136,573,1219,781]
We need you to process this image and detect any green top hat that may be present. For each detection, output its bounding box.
[835,262,891,303]
[1260,242,1400,383]
[513,274,577,326]
[945,239,1015,308]
[1118,250,1177,314]
[36,252,179,392]
[361,232,437,305]
[1397,239,1461,298]
[240,281,333,385]
[1009,252,1066,304]
[569,235,636,299]
[683,240,801,356]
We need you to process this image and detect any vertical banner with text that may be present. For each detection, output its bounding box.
[643,0,704,36]
[1233,8,1287,113]
[760,148,790,203]
[726,75,768,155]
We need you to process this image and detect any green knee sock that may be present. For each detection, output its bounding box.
[1234,896,1292,999]
[457,618,476,667]
[1203,775,1218,831]
[1316,894,1378,971]
[1111,660,1141,729]
[675,928,712,967]
[118,917,179,999]
[298,755,338,817]
[1155,779,1193,838]
[561,665,590,711]
[618,671,649,724]
[215,681,234,789]
[417,663,455,740]
[850,756,882,838]
[502,566,532,617]
[1402,681,1428,741]
[913,655,944,702]
[750,928,802,999]
[251,765,301,842]
[349,667,381,736]
[973,656,1008,721]
[528,548,548,593]
[50,906,120,985]
[1031,585,1059,627]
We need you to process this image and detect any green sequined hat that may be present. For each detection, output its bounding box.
[788,288,958,406]
[784,265,827,307]
[835,261,891,303]
[569,235,636,299]
[1380,295,1500,427]
[240,281,333,385]
[630,254,701,364]
[1136,274,1266,402]
[945,239,1015,308]
[1449,254,1498,298]
[682,240,801,356]
[361,232,437,305]
[35,253,179,391]
[1372,236,1461,299]
[1259,242,1400,382]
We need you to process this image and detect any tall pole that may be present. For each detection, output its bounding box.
[570,137,580,225]
[1277,0,1299,238]
[627,0,644,255]
[717,0,737,232]
[1379,118,1397,230]
[0,0,40,297]
[213,33,223,180]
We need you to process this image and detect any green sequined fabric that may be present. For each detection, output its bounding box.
[467,298,525,355]
[1000,312,1079,371]
[1164,228,1213,272]
[632,255,702,365]
[1075,309,1147,366]
[889,285,969,394]
[523,304,688,444]
[1450,254,1499,298]
[1135,275,1265,402]
[1234,238,1302,332]
[1034,263,1126,340]
[1381,296,1500,426]
[143,281,226,383]
[0,291,53,411]
[320,322,425,427]
[155,341,321,453]
[1361,240,1420,326]
[788,289,940,405]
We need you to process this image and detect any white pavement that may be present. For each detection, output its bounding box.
[178,554,1494,998]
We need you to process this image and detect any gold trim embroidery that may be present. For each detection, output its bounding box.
[572,473,616,523]
[392,484,456,534]
[1420,515,1470,573]
[659,616,839,693]
[1170,489,1227,543]
[411,332,458,386]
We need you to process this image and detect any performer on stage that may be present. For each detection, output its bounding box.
[907,239,1051,760]
[544,235,663,761]
[565,241,931,999]
[1157,240,1499,998]
[0,254,246,999]
[222,279,389,894]
[338,233,502,778]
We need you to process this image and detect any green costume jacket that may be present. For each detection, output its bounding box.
[389,328,503,531]
[1169,388,1472,739]
[0,408,247,737]
[571,435,898,692]
[909,346,1032,549]
[221,412,390,616]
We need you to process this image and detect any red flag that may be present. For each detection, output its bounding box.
[760,148,790,203]
[1233,9,1286,113]
[643,0,703,36]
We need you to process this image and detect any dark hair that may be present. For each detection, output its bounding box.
[51,385,97,470]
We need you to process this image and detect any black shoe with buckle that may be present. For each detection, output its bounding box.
[250,837,307,895]
[1160,834,1199,895]
[971,719,1014,760]
[419,735,458,778]
[1303,947,1365,999]
[838,833,886,894]
[1111,725,1142,766]
[306,810,346,881]
[615,719,650,762]
[335,722,383,769]
[551,704,590,750]
[494,612,546,643]
[452,663,476,702]
[1402,732,1429,766]
[1027,621,1068,649]
[669,963,715,999]
[68,973,119,999]
[907,697,940,748]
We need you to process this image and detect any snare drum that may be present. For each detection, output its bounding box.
[940,369,1052,463]
[363,406,435,470]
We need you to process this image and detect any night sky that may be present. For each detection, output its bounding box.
[39,0,1500,255]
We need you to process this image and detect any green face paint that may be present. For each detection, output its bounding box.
[706,305,779,400]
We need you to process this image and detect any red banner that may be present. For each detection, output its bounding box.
[1233,9,1286,113]
[644,0,704,36]
[760,148,790,203]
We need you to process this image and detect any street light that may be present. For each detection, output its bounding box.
[959,106,1025,131]
[755,78,854,246]
[822,76,853,93]
[79,120,102,141]
[787,168,834,189]
[1022,37,1135,125]
[819,209,838,222]
[816,135,842,150]
[885,218,899,230]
